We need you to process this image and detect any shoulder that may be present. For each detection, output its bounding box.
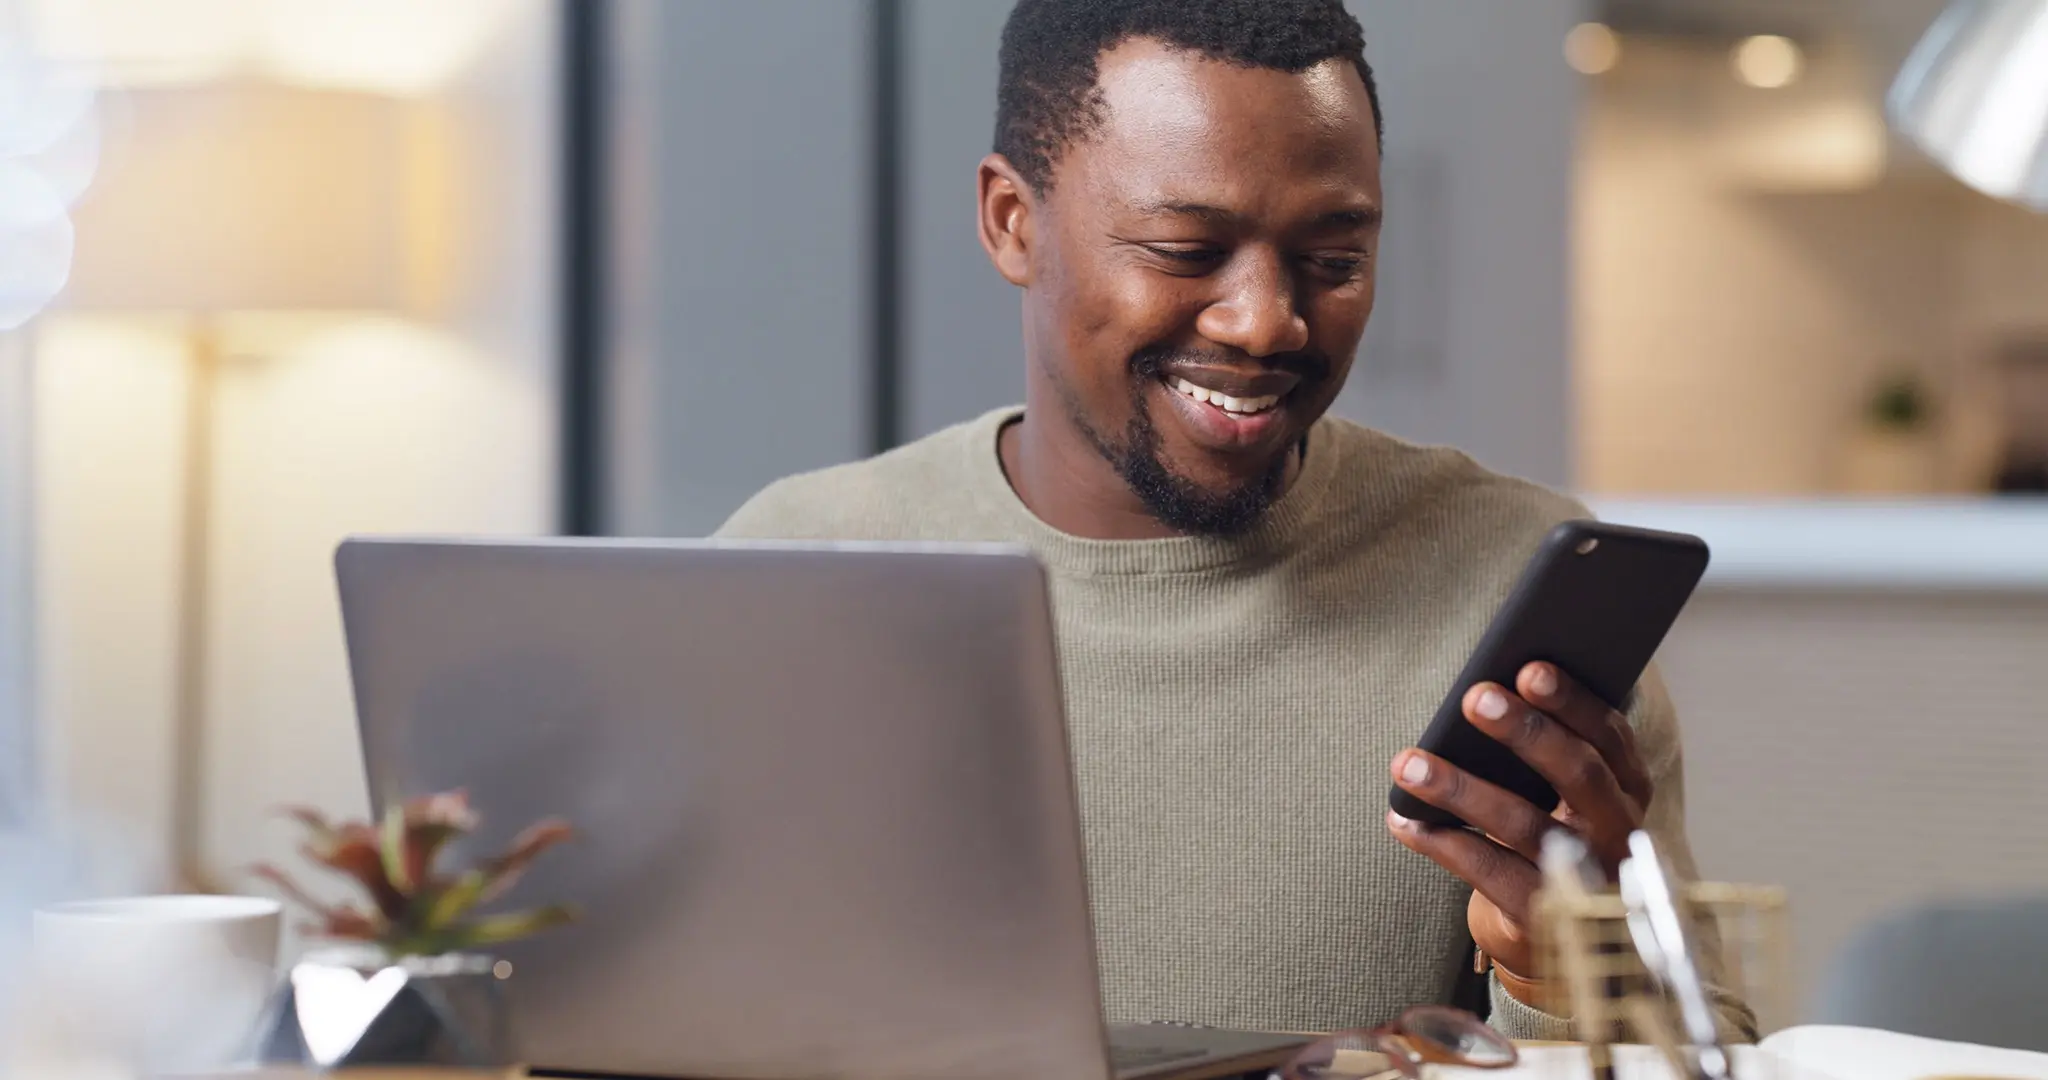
[1319,418,1588,556]
[713,409,1007,540]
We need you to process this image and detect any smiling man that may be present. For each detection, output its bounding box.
[717,0,1750,1042]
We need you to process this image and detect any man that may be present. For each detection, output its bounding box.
[718,0,1751,1042]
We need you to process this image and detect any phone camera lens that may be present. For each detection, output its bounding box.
[1575,538,1600,555]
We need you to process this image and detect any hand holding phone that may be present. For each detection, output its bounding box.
[1384,519,1709,983]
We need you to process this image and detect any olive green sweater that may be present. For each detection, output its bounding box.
[715,406,1749,1042]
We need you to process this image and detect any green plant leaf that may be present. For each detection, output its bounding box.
[423,870,489,933]
[450,904,578,949]
[380,801,414,896]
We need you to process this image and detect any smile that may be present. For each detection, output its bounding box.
[1167,376,1284,416]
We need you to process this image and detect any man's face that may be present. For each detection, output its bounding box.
[1025,40,1382,534]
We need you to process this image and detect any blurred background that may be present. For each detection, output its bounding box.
[2,0,2046,1034]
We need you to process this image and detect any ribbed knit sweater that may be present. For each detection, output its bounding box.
[714,406,1747,1042]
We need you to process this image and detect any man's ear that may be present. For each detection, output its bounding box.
[977,153,1036,287]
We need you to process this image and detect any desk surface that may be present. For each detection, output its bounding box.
[222,1042,1584,1080]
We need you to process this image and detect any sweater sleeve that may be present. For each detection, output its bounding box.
[1483,664,1761,1045]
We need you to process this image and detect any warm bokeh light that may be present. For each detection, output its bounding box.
[1564,22,1621,76]
[24,0,514,95]
[27,0,261,86]
[260,0,515,96]
[1733,34,1802,89]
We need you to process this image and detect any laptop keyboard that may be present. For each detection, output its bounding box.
[1110,1043,1207,1070]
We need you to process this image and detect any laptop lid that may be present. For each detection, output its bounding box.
[334,537,1114,1080]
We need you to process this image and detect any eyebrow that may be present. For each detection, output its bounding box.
[1132,199,1382,230]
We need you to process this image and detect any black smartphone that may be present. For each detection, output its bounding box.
[1389,519,1710,830]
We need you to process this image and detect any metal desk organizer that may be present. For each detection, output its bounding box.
[1529,831,1791,1080]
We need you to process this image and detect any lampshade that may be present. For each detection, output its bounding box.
[1887,0,2048,212]
[59,82,413,314]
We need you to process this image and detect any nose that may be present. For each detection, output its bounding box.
[1195,252,1311,359]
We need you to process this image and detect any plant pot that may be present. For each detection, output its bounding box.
[254,946,514,1069]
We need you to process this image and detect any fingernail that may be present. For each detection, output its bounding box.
[1400,754,1429,784]
[1529,665,1557,698]
[1386,810,1416,832]
[1477,688,1509,720]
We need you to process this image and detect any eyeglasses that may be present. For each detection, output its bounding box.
[1270,1005,1517,1080]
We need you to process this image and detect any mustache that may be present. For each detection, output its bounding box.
[1128,343,1331,382]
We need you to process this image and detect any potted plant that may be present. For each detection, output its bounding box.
[248,790,575,1069]
[1841,369,1943,494]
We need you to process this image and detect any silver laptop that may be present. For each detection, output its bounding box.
[334,537,1307,1080]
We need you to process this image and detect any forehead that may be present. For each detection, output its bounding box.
[1058,37,1381,211]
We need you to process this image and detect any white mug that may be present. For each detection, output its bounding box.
[32,895,283,1075]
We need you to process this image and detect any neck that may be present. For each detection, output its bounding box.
[1000,404,1179,540]
[997,385,1305,542]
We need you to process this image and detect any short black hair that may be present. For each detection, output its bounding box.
[994,0,1382,195]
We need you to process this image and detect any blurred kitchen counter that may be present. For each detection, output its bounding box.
[1585,497,2048,590]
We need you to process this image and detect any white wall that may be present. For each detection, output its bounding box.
[32,1,559,904]
[32,319,189,886]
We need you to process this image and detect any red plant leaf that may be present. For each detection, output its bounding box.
[277,806,338,844]
[311,904,384,941]
[408,790,479,832]
[249,862,329,915]
[478,819,573,904]
[399,792,478,891]
[252,865,386,942]
[301,824,406,918]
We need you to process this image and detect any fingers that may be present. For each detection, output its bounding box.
[1516,662,1654,807]
[1389,750,1563,861]
[1385,809,1542,926]
[1461,681,1641,859]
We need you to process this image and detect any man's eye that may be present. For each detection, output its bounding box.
[1143,245,1226,265]
[1310,254,1366,275]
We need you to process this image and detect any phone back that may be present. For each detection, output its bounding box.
[1389,520,1710,828]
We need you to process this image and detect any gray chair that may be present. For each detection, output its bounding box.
[1808,895,2048,1051]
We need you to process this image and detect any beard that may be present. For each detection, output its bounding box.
[1062,345,1305,537]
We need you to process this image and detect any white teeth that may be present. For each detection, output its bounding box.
[1170,377,1281,415]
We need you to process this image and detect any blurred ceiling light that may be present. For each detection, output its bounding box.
[1889,0,2048,211]
[1721,101,1889,191]
[1733,34,1803,89]
[258,0,512,95]
[1565,22,1622,76]
[26,0,262,86]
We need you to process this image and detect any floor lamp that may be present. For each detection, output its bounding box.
[60,83,408,890]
